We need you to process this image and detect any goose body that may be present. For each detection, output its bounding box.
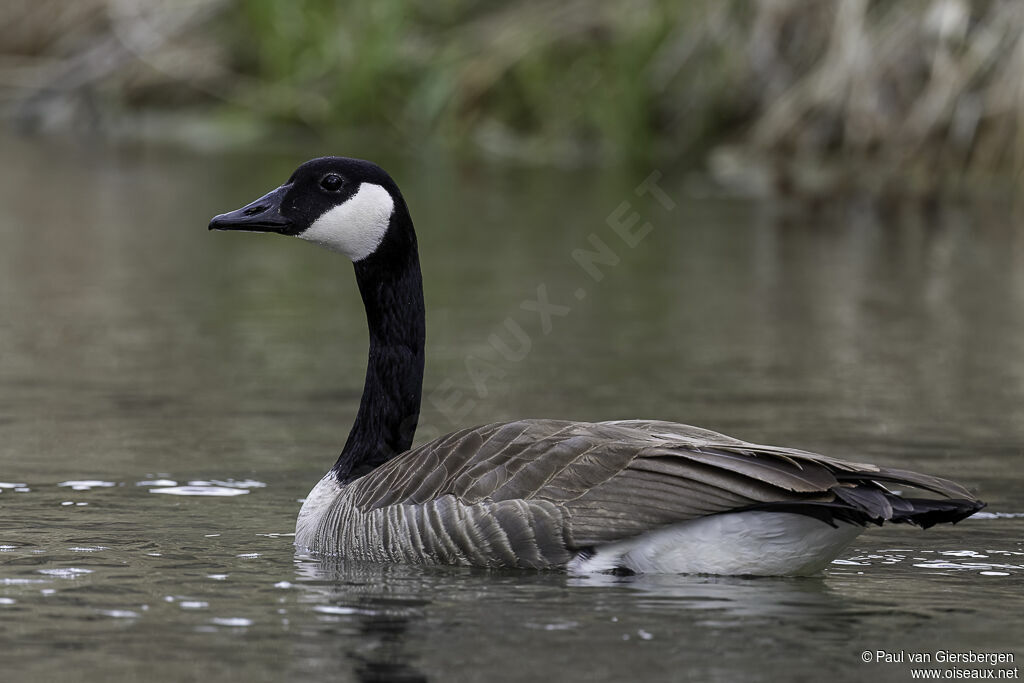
[210,157,984,576]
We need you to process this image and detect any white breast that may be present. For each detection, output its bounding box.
[299,182,394,260]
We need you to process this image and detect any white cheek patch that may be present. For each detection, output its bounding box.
[299,183,394,261]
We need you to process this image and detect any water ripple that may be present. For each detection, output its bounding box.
[840,546,1024,575]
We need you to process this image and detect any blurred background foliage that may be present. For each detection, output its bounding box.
[1,0,1022,197]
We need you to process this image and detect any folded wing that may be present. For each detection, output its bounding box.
[347,419,983,557]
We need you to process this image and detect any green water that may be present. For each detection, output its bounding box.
[0,134,1021,682]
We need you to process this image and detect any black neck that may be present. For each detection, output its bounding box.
[331,205,425,483]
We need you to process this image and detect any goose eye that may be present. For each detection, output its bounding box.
[320,173,344,192]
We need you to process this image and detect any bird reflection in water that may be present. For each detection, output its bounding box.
[294,556,432,683]
[350,612,428,683]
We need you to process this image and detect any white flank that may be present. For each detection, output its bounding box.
[299,182,394,260]
[568,511,864,577]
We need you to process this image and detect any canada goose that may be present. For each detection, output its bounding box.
[209,157,984,576]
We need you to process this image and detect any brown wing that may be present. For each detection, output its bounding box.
[347,419,983,551]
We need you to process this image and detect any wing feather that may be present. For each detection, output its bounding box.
[343,419,983,554]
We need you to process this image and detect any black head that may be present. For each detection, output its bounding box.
[209,157,408,262]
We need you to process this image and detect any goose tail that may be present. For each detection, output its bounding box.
[830,485,985,529]
[836,464,984,528]
[746,465,985,529]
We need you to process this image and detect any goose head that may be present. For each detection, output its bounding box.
[209,156,409,262]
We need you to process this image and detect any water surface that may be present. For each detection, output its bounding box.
[0,134,1021,682]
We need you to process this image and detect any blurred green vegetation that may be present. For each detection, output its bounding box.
[225,0,730,164]
[2,0,1023,197]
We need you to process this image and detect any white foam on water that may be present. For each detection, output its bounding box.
[58,481,116,491]
[940,550,989,558]
[188,479,266,489]
[970,511,1024,519]
[313,605,359,616]
[99,609,139,619]
[37,568,93,579]
[526,621,578,631]
[149,486,249,497]
[913,561,1023,571]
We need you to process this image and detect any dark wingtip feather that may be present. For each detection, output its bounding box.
[747,488,985,529]
[890,497,986,529]
[824,460,985,529]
